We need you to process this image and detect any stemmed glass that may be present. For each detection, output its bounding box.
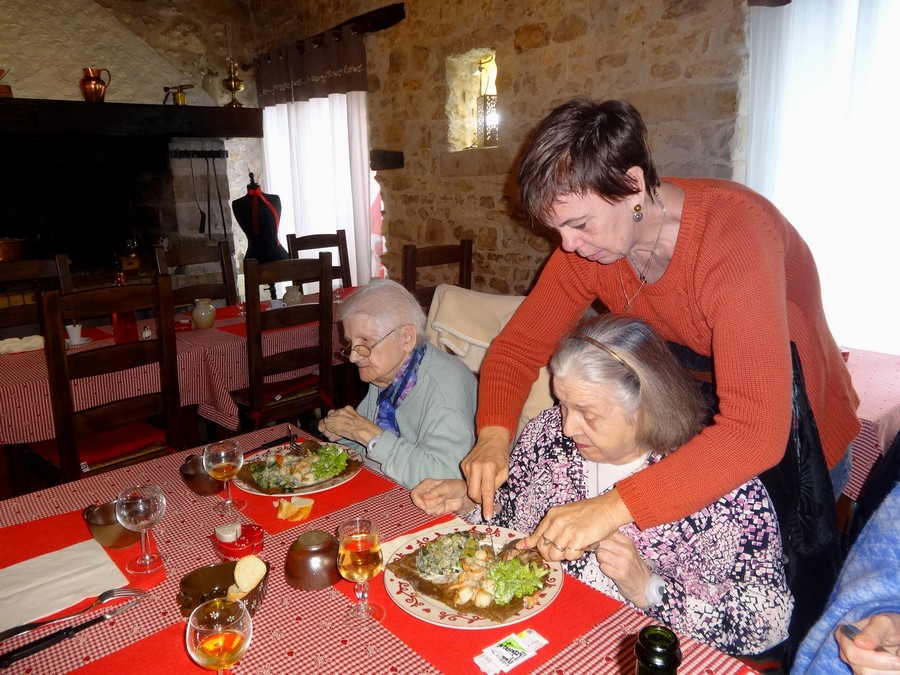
[186,598,252,675]
[331,279,345,303]
[115,484,166,574]
[337,518,385,627]
[202,439,246,516]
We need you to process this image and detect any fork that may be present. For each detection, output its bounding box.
[0,587,146,641]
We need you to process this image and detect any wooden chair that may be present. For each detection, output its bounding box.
[21,275,183,483]
[232,253,334,430]
[0,254,73,335]
[153,240,238,307]
[286,230,352,289]
[401,239,473,310]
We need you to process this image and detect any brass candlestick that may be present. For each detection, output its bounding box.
[222,61,244,108]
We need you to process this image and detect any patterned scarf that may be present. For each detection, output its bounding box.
[375,344,426,436]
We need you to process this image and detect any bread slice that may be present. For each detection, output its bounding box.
[234,554,267,593]
[226,583,248,601]
[274,496,314,522]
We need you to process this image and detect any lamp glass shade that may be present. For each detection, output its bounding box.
[476,94,499,148]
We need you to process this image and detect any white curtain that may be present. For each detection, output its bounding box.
[748,0,900,355]
[261,91,373,286]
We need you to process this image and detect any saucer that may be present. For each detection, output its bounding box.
[65,337,93,347]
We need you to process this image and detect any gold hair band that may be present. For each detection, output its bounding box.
[568,333,638,377]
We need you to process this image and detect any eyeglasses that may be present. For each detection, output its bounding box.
[340,327,398,358]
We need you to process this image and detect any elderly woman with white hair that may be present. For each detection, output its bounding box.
[412,313,793,656]
[318,279,478,489]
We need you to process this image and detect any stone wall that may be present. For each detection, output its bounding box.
[252,0,749,294]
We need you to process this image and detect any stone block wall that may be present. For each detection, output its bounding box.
[253,0,749,294]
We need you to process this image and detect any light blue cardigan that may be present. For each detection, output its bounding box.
[341,342,477,489]
[792,482,900,673]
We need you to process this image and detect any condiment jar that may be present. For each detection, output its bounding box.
[285,530,340,591]
[191,298,216,329]
[282,285,303,306]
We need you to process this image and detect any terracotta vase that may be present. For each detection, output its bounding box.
[191,298,216,329]
[80,67,111,103]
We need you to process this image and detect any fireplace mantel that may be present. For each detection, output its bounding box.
[0,98,262,138]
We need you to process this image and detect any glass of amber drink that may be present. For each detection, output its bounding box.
[202,439,246,516]
[337,517,385,627]
[186,598,252,674]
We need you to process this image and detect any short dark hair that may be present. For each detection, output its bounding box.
[550,313,705,455]
[517,98,660,225]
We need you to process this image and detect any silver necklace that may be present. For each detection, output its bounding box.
[618,189,666,311]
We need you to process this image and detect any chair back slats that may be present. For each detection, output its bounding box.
[286,230,352,288]
[0,254,73,331]
[39,275,181,480]
[153,240,238,307]
[401,239,474,310]
[242,253,333,426]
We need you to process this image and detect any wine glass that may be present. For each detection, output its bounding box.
[202,439,246,516]
[331,278,345,303]
[186,598,252,675]
[115,484,166,574]
[337,517,385,627]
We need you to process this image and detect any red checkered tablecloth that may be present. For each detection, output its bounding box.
[0,426,756,675]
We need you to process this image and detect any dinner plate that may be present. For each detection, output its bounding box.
[383,523,563,630]
[65,337,93,348]
[233,442,362,497]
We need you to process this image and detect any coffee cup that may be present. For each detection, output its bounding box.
[65,324,83,342]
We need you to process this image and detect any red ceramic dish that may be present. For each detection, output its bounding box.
[211,523,264,562]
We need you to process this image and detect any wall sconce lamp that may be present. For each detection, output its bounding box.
[476,94,499,148]
[476,54,499,148]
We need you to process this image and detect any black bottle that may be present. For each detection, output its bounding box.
[635,625,682,674]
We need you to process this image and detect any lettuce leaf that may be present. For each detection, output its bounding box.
[486,559,550,606]
[311,444,348,481]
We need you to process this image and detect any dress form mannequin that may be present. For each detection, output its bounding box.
[231,173,288,299]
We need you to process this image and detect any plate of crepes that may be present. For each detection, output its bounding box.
[233,439,362,497]
[0,335,44,354]
[384,524,562,629]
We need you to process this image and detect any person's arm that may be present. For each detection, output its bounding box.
[639,481,793,655]
[465,250,596,516]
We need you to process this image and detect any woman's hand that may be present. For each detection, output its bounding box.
[460,426,512,519]
[836,613,900,674]
[594,532,653,608]
[521,489,634,561]
[410,478,474,516]
[318,406,382,446]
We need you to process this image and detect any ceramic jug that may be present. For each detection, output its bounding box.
[282,285,303,306]
[191,298,216,330]
[284,530,340,591]
[80,67,111,103]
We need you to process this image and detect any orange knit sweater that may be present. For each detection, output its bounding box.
[477,178,860,529]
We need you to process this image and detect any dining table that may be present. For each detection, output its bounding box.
[0,300,344,447]
[0,424,758,674]
[842,348,900,502]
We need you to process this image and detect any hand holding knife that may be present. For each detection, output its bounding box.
[0,599,141,669]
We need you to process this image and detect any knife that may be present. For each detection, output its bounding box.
[0,599,141,668]
[246,434,295,455]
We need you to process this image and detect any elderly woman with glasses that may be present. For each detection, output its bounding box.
[318,279,478,489]
[412,314,793,656]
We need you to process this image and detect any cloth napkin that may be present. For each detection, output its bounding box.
[0,335,44,354]
[0,539,128,632]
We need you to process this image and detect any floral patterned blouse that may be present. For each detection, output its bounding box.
[474,406,794,656]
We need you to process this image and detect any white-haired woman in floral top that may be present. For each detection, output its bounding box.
[412,313,793,656]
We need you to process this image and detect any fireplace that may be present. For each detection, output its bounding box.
[0,98,262,281]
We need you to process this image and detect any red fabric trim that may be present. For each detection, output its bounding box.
[246,187,280,235]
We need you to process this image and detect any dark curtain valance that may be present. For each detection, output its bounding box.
[256,24,367,107]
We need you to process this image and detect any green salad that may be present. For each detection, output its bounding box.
[247,443,349,490]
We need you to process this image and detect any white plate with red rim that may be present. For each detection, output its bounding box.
[233,442,363,497]
[383,523,563,630]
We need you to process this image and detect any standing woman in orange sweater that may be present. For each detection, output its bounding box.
[461,98,859,660]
